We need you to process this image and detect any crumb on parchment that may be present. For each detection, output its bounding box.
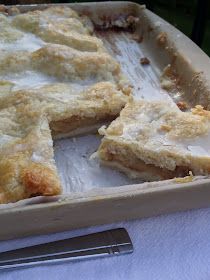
[176,101,188,111]
[140,57,150,65]
[157,32,167,46]
[174,171,193,183]
[132,34,143,43]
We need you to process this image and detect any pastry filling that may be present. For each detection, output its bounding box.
[99,144,190,181]
[50,115,115,138]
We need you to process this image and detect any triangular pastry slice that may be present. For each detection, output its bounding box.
[98,100,210,180]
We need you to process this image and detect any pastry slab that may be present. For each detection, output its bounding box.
[0,104,61,204]
[0,6,131,203]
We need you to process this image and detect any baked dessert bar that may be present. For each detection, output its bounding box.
[98,100,210,180]
[0,103,61,204]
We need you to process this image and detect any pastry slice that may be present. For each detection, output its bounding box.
[98,100,210,181]
[0,82,131,138]
[0,103,61,204]
[48,82,130,138]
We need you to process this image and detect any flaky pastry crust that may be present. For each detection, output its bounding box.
[0,6,131,203]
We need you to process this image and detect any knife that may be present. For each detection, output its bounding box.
[0,228,133,270]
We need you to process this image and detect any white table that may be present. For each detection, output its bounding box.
[1,207,210,280]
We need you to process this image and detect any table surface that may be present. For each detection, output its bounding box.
[1,207,210,280]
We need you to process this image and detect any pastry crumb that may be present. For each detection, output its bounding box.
[191,105,210,118]
[160,64,179,90]
[157,32,167,46]
[159,124,171,132]
[126,15,139,25]
[177,101,188,111]
[132,34,143,43]
[140,57,150,65]
[160,78,174,90]
[174,171,193,184]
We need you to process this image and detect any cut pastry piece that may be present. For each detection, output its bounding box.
[0,82,131,138]
[98,100,210,181]
[0,104,61,204]
[43,82,131,138]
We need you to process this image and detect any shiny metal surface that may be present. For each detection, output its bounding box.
[0,228,133,269]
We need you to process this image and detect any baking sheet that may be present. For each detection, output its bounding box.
[0,5,194,208]
[2,2,210,239]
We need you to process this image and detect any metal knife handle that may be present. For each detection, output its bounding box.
[0,228,133,269]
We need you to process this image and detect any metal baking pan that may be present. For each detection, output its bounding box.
[1,1,210,240]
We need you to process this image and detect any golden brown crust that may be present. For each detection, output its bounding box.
[22,163,61,197]
[191,105,210,118]
[0,106,62,204]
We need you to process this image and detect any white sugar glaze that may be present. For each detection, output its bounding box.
[0,32,45,52]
